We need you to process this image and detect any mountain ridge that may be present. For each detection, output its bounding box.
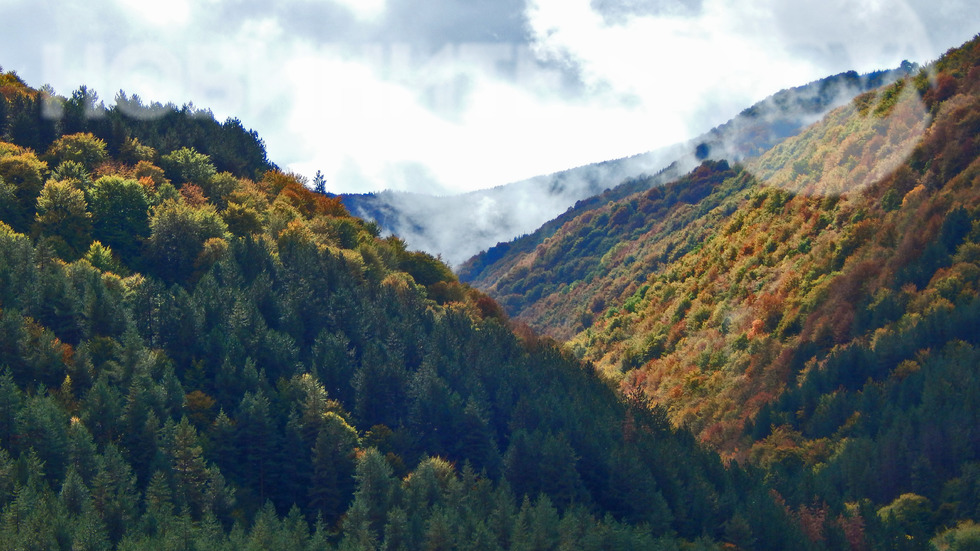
[1,31,979,548]
[346,65,912,267]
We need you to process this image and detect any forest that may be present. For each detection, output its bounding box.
[463,34,980,549]
[2,30,980,551]
[0,64,813,549]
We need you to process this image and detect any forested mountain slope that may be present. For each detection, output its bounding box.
[465,33,980,547]
[347,66,908,267]
[0,68,820,548]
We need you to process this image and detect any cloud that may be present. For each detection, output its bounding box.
[591,0,704,24]
[524,0,938,129]
[114,0,193,27]
[328,0,387,21]
[1,0,979,198]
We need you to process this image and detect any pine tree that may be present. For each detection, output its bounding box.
[350,448,398,538]
[0,369,23,450]
[309,412,359,525]
[16,394,70,482]
[165,417,213,518]
[236,390,277,505]
[313,170,327,195]
[65,419,98,483]
[142,470,175,537]
[90,444,138,543]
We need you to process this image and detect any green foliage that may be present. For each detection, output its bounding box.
[46,132,108,172]
[118,137,156,165]
[160,147,217,187]
[51,160,93,190]
[0,148,48,233]
[88,175,150,262]
[0,160,794,547]
[145,199,227,283]
[34,179,92,260]
[84,241,125,275]
[933,520,980,551]
[203,171,238,208]
[19,40,980,548]
[0,176,17,232]
[398,250,456,287]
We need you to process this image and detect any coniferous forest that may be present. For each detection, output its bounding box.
[0,31,980,551]
[0,63,800,549]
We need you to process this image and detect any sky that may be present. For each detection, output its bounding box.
[0,0,978,195]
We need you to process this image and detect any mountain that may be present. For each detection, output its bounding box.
[465,33,980,545]
[0,66,815,548]
[345,65,911,267]
[4,32,979,549]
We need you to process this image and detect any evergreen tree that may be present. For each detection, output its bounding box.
[87,175,150,262]
[235,390,277,507]
[313,170,327,195]
[350,448,398,538]
[90,444,139,543]
[309,413,359,525]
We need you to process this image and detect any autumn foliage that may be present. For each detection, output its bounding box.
[467,33,980,545]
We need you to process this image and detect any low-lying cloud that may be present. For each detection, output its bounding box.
[0,0,977,198]
[344,63,915,267]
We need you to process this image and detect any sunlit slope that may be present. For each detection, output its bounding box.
[466,34,980,460]
[350,66,908,267]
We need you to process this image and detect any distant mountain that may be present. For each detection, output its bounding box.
[340,146,687,267]
[464,32,980,545]
[345,65,913,266]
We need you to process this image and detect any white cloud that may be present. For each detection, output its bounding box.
[1,0,978,197]
[524,0,936,136]
[113,0,192,27]
[327,0,387,21]
[281,48,459,192]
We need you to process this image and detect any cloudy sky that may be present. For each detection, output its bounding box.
[0,0,978,195]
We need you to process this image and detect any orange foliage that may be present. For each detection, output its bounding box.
[0,72,34,101]
[186,390,217,426]
[134,161,168,188]
[261,170,296,196]
[797,504,828,543]
[264,169,349,219]
[180,184,209,207]
[91,160,128,180]
[474,294,506,321]
[137,176,156,195]
[466,38,980,464]
[61,343,74,366]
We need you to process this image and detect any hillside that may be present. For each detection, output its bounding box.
[347,66,909,267]
[0,68,821,548]
[464,33,980,546]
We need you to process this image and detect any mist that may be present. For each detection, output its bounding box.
[342,65,911,268]
[342,145,685,267]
